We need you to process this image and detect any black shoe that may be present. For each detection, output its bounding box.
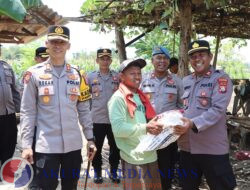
[94,171,103,184]
[109,172,120,184]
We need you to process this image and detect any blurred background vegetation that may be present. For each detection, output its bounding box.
[1,27,250,81]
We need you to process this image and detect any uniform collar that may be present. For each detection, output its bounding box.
[191,66,214,79]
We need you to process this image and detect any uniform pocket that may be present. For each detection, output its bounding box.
[164,88,177,102]
[38,86,55,105]
[196,89,212,110]
[67,85,80,103]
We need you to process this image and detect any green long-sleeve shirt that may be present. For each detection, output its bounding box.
[108,90,157,165]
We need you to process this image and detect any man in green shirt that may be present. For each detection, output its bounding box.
[108,58,163,190]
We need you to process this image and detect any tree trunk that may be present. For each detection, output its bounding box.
[115,26,127,63]
[178,0,192,78]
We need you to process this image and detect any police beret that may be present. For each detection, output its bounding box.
[47,25,70,42]
[188,40,210,55]
[119,58,146,73]
[35,47,49,58]
[152,46,170,59]
[97,48,112,58]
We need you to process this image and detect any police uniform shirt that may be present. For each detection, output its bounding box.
[20,60,93,153]
[0,60,20,115]
[140,71,184,114]
[87,71,119,124]
[178,67,233,155]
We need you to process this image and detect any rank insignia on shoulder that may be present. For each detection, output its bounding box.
[23,71,32,84]
[218,78,228,93]
[39,74,52,80]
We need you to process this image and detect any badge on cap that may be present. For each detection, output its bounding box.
[192,42,199,48]
[55,26,64,34]
[218,78,228,93]
[43,96,50,104]
[39,74,52,80]
[23,71,32,84]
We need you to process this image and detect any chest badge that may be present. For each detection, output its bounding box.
[42,96,50,104]
[39,74,52,80]
[200,99,208,106]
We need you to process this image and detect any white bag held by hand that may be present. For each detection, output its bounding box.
[133,110,183,154]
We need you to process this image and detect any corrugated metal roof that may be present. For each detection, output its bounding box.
[0,4,67,44]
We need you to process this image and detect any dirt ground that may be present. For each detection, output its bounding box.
[0,93,249,190]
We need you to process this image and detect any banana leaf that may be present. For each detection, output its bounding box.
[0,0,42,23]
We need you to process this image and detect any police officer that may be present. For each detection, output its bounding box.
[87,48,120,184]
[20,25,96,190]
[0,44,21,169]
[174,40,236,190]
[34,47,49,63]
[140,46,183,190]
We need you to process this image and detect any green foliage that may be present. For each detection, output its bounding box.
[131,26,180,60]
[215,39,250,79]
[69,50,120,74]
[0,0,42,22]
[2,40,43,80]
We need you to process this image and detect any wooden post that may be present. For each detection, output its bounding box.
[115,26,127,63]
[178,0,192,77]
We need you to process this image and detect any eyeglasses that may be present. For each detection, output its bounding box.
[189,52,208,61]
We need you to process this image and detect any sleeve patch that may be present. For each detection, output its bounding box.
[23,71,32,84]
[218,78,228,93]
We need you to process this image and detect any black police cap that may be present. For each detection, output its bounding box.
[188,40,210,55]
[97,48,112,58]
[47,25,70,41]
[35,47,49,58]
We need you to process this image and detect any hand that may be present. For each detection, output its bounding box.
[174,117,193,135]
[21,148,34,164]
[87,141,96,161]
[146,116,163,135]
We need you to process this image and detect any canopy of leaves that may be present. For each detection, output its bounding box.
[0,0,42,23]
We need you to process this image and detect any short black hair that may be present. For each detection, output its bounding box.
[169,57,178,68]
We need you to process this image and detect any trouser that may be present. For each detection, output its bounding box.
[0,113,17,168]
[28,126,37,189]
[121,160,162,190]
[157,142,178,190]
[31,149,82,190]
[179,151,236,190]
[92,123,120,172]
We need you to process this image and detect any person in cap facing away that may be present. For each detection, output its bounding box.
[108,58,163,190]
[87,49,120,184]
[34,47,49,63]
[169,57,179,74]
[174,40,236,190]
[20,25,96,190]
[140,46,183,190]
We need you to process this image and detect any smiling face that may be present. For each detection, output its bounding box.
[152,54,170,75]
[46,39,70,59]
[189,50,213,76]
[120,65,142,93]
